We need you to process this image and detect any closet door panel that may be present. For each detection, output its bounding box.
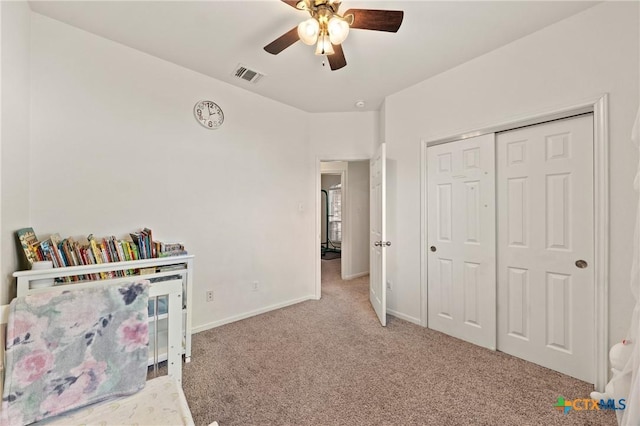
[427,134,496,350]
[497,114,594,383]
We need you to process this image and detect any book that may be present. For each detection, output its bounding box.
[143,228,155,258]
[119,241,134,276]
[34,239,52,263]
[60,239,78,281]
[100,238,112,263]
[16,228,38,266]
[130,232,146,259]
[130,242,140,260]
[123,240,136,261]
[48,233,69,280]
[114,237,126,263]
[87,234,108,279]
[47,235,70,281]
[159,242,187,257]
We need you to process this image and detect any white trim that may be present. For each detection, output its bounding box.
[593,94,609,392]
[420,94,609,391]
[387,309,421,326]
[191,295,316,334]
[343,271,369,280]
[340,169,348,280]
[420,139,428,327]
[315,160,322,299]
[13,254,195,279]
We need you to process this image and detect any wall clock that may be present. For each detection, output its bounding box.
[194,100,224,129]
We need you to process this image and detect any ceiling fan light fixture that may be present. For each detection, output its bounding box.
[315,32,334,55]
[298,18,320,45]
[328,16,349,45]
[265,1,404,71]
[295,0,309,10]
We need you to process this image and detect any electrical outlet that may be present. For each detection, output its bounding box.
[206,290,214,302]
[386,281,392,291]
[252,281,259,292]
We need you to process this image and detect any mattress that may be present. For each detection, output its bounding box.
[41,375,195,426]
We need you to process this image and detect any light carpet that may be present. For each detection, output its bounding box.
[182,259,615,425]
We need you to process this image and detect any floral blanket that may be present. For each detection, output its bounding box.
[2,280,150,425]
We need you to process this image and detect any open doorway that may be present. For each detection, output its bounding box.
[319,160,370,289]
[321,174,342,260]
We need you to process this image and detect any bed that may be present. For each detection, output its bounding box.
[0,278,197,426]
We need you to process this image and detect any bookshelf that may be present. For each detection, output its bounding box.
[13,255,194,363]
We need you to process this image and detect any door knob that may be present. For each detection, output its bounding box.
[374,241,391,247]
[374,241,382,247]
[575,260,588,269]
[430,246,437,252]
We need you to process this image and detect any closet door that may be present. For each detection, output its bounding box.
[496,114,594,382]
[427,133,496,350]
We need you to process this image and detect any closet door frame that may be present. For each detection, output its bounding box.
[420,94,609,391]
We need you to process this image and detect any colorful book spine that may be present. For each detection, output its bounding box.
[120,240,134,275]
[88,234,108,279]
[19,229,187,282]
[131,242,139,260]
[143,228,155,258]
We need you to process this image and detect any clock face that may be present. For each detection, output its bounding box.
[194,100,224,129]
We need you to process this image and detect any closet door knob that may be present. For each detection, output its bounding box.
[374,241,382,247]
[575,260,588,269]
[430,246,437,252]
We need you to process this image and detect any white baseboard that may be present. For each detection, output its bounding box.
[387,308,422,326]
[191,295,316,334]
[342,271,369,280]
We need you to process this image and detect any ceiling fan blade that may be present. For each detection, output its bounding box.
[343,9,404,32]
[264,27,299,55]
[281,0,300,9]
[328,43,347,71]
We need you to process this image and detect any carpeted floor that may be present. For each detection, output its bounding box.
[182,259,615,425]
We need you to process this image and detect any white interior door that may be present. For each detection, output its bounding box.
[427,134,496,349]
[370,143,387,326]
[496,114,594,383]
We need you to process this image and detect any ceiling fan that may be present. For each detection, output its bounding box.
[264,0,404,71]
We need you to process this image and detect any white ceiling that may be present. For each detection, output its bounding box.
[28,1,598,113]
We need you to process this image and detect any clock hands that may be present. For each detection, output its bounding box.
[194,100,224,129]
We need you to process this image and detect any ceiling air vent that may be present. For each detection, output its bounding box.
[232,64,264,84]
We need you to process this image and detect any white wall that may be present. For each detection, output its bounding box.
[29,13,316,331]
[309,112,379,161]
[346,160,369,278]
[0,2,31,304]
[383,2,640,344]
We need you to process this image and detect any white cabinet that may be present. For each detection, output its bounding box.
[13,255,194,363]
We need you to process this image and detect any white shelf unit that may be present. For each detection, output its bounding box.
[13,255,194,363]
